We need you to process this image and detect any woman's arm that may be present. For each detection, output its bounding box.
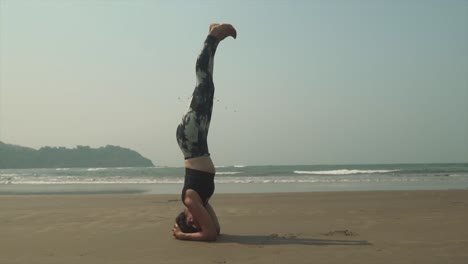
[205,202,220,234]
[172,191,218,241]
[172,223,216,241]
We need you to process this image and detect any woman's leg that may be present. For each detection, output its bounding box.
[176,24,237,162]
[176,35,218,160]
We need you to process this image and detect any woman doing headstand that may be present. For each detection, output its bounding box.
[172,23,237,241]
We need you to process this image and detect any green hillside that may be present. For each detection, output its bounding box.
[0,142,154,169]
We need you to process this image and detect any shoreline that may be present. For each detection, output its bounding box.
[1,182,467,195]
[1,188,468,196]
[1,190,467,263]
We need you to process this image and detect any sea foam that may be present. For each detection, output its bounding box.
[294,169,399,175]
[217,172,242,175]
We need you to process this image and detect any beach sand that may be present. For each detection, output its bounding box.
[1,190,467,264]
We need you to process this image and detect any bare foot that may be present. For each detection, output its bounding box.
[209,23,237,41]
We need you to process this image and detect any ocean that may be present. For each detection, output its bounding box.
[1,163,467,195]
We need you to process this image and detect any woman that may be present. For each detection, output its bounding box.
[172,23,237,241]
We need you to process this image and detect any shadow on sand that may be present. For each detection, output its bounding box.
[217,234,371,246]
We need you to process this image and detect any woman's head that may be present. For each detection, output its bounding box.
[175,210,199,233]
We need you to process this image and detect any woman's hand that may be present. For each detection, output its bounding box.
[172,223,184,240]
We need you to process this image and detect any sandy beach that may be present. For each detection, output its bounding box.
[1,190,467,264]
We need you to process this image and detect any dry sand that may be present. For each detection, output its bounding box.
[1,190,467,264]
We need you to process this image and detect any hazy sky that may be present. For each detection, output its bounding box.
[1,0,467,166]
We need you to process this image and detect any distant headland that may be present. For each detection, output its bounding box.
[0,141,154,169]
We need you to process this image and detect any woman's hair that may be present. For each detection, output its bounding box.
[175,211,199,233]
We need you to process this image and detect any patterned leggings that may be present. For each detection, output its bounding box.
[176,35,219,159]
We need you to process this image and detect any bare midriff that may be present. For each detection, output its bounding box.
[184,156,216,174]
